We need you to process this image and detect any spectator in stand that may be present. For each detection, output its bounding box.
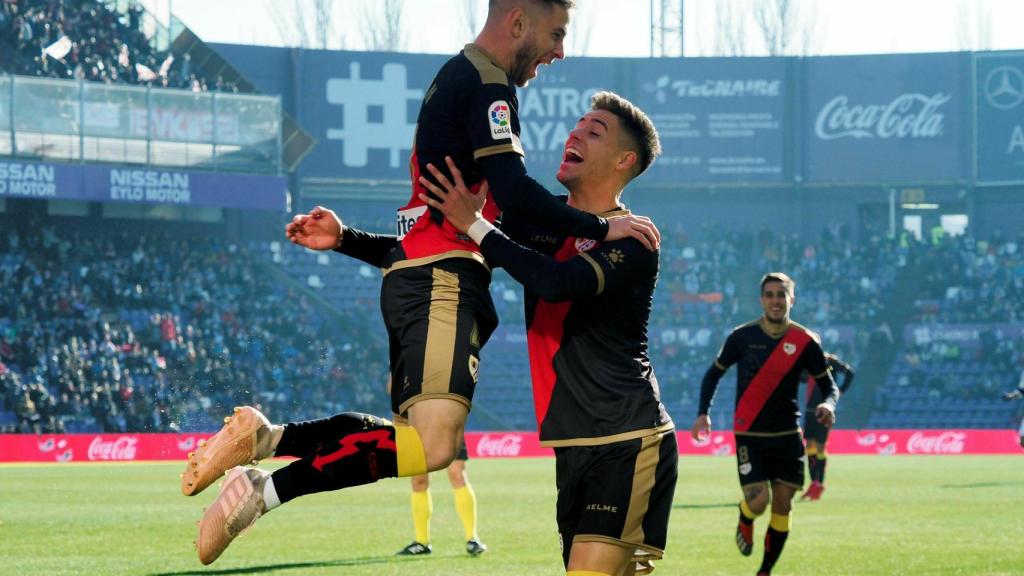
[1,0,237,91]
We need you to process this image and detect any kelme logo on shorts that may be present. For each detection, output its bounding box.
[488,100,512,140]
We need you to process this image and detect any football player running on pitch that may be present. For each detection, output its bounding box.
[691,273,839,576]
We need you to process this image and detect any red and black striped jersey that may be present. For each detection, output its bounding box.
[703,319,838,435]
[496,210,673,447]
[389,44,523,271]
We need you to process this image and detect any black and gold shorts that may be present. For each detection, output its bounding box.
[735,431,806,489]
[554,429,678,574]
[381,258,498,417]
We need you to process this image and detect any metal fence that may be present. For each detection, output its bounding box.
[0,75,281,174]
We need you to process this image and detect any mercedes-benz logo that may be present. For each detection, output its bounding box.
[984,65,1024,110]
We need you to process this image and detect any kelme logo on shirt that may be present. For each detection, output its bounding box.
[488,100,512,140]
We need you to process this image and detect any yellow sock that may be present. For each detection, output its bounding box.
[395,426,427,477]
[410,489,432,544]
[740,499,762,520]
[453,484,478,540]
[566,572,611,576]
[806,444,818,457]
[770,512,792,532]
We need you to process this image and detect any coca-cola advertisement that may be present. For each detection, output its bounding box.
[0,433,209,462]
[0,429,1019,462]
[825,429,1017,455]
[802,52,969,182]
[466,433,551,458]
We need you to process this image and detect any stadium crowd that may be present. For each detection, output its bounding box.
[0,0,235,91]
[914,232,1024,323]
[0,222,388,434]
[2,210,1022,433]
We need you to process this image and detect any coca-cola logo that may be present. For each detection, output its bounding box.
[815,93,950,140]
[476,434,523,457]
[906,431,966,454]
[88,436,139,461]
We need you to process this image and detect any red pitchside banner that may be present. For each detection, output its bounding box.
[0,430,1019,463]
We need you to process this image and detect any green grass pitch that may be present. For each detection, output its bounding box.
[2,455,1022,575]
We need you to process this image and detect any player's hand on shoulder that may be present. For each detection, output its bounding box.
[417,156,487,234]
[605,214,660,251]
[285,205,343,251]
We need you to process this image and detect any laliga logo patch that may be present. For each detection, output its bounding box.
[575,238,598,252]
[468,354,480,383]
[488,100,512,140]
[783,342,796,355]
[739,463,752,476]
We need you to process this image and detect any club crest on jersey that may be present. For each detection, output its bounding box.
[488,100,512,140]
[783,342,797,355]
[575,238,598,252]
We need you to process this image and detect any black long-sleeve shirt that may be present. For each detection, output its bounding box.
[478,208,672,446]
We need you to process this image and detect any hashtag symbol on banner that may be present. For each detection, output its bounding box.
[326,62,423,168]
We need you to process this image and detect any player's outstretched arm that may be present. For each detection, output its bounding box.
[285,205,397,268]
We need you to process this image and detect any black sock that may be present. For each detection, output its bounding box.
[816,456,828,484]
[759,526,790,574]
[270,412,398,503]
[806,454,819,483]
[275,412,384,458]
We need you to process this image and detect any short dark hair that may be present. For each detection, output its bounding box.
[489,0,575,12]
[589,91,661,178]
[760,272,795,296]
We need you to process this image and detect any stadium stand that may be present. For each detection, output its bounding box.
[0,220,389,433]
[1,0,234,91]
[3,190,1019,434]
